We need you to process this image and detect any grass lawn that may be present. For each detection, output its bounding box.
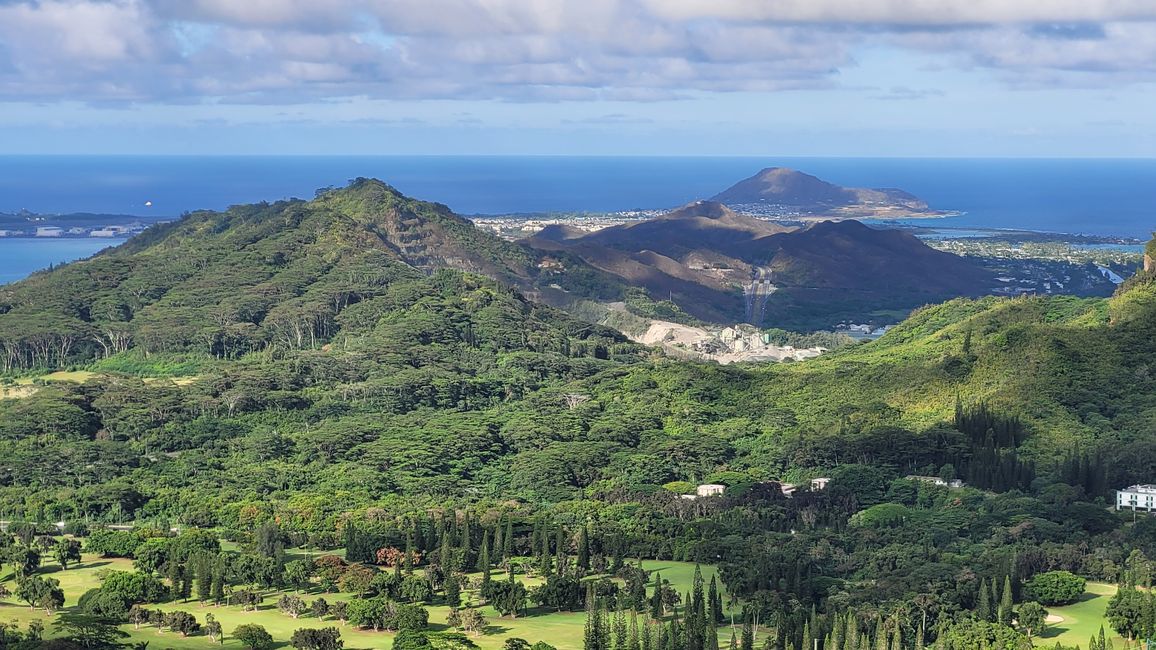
[1,370,196,399]
[0,552,726,650]
[1033,582,1123,648]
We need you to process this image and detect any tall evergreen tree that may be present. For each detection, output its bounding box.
[650,573,665,620]
[578,526,591,574]
[167,561,183,601]
[555,526,568,576]
[405,530,417,574]
[628,611,641,650]
[708,577,723,624]
[976,579,993,622]
[210,555,226,605]
[615,607,629,650]
[503,516,514,561]
[998,575,1014,626]
[586,598,604,650]
[478,531,491,574]
[194,553,213,603]
[740,618,753,650]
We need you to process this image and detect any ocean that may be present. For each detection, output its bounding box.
[0,237,119,285]
[0,156,1153,283]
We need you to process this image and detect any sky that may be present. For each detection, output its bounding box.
[1,0,1156,156]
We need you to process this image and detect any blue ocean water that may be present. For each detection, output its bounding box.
[0,238,118,284]
[0,156,1153,284]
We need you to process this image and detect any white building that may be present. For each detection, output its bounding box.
[35,226,63,237]
[906,475,965,489]
[1116,485,1156,512]
[696,484,726,497]
[811,477,831,491]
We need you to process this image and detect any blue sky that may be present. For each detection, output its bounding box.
[1,0,1155,156]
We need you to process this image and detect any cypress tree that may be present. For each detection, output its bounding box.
[740,618,753,650]
[615,607,629,650]
[729,630,737,650]
[445,574,461,607]
[539,520,554,576]
[503,515,514,561]
[708,576,723,624]
[194,553,213,603]
[166,561,183,600]
[586,598,604,650]
[998,575,1014,626]
[460,515,473,568]
[493,519,504,561]
[578,526,591,574]
[405,530,417,574]
[438,531,452,575]
[210,555,226,605]
[600,605,614,650]
[829,613,844,650]
[976,579,993,622]
[693,566,705,617]
[629,611,641,650]
[179,562,193,600]
[478,531,491,573]
[611,535,625,573]
[643,619,654,650]
[845,613,859,650]
[556,526,568,576]
[651,573,665,620]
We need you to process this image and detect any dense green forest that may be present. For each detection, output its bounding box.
[1,182,1155,650]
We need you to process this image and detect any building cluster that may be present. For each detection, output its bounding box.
[905,475,965,489]
[680,478,832,500]
[0,223,148,238]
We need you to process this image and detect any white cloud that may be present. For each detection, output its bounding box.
[0,0,1154,103]
[642,0,1156,25]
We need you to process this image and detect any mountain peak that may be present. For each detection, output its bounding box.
[709,167,932,217]
[661,200,737,220]
[711,168,855,208]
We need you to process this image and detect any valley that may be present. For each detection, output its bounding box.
[0,179,1154,650]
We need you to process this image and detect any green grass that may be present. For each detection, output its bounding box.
[0,553,727,650]
[1033,582,1123,648]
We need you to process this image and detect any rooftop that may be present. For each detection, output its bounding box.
[1121,484,1156,493]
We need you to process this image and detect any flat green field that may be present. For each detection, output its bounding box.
[1033,582,1123,648]
[0,553,728,650]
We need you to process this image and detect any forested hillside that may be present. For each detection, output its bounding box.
[1,183,1155,650]
[0,179,627,369]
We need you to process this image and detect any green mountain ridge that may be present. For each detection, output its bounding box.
[0,179,631,367]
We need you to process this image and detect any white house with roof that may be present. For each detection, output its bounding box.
[1116,485,1156,512]
[680,483,727,500]
[696,484,726,497]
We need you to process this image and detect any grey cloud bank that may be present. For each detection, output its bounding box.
[0,0,1155,104]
